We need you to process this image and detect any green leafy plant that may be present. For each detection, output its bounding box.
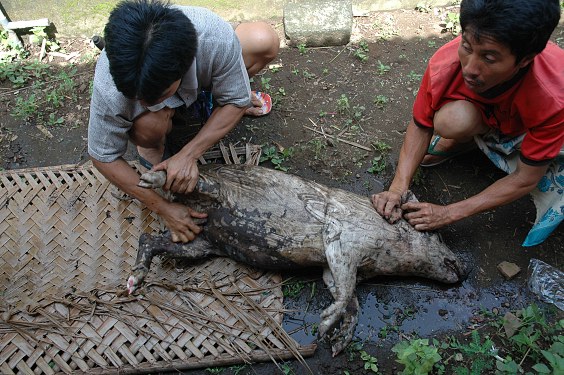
[280,362,295,375]
[46,113,64,127]
[449,331,495,374]
[354,40,369,62]
[376,60,391,75]
[302,70,315,80]
[0,30,29,62]
[308,138,326,160]
[260,76,271,90]
[360,350,379,373]
[297,43,307,55]
[229,364,248,374]
[260,145,294,171]
[392,338,441,375]
[205,366,223,374]
[12,94,39,120]
[368,141,391,175]
[441,12,461,35]
[407,70,423,83]
[337,94,350,114]
[282,280,306,298]
[374,95,389,110]
[29,26,60,52]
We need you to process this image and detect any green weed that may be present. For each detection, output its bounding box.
[0,30,29,62]
[29,26,60,52]
[280,362,295,375]
[12,94,39,121]
[260,145,294,171]
[0,60,50,88]
[297,43,307,55]
[354,41,369,63]
[308,138,326,160]
[360,350,379,373]
[260,76,271,91]
[441,12,461,35]
[376,60,391,75]
[229,364,248,374]
[374,95,389,110]
[392,338,441,375]
[46,113,64,127]
[337,94,350,114]
[282,280,306,298]
[205,366,223,374]
[407,70,423,83]
[449,330,496,374]
[368,141,391,175]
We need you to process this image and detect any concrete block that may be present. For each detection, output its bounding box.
[283,0,353,47]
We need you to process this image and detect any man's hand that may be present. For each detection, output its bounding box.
[160,201,208,243]
[402,201,451,231]
[153,154,199,194]
[371,190,403,223]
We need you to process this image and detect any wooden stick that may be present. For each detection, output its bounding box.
[84,345,318,374]
[303,125,372,151]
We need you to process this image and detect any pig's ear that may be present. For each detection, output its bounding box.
[401,190,419,204]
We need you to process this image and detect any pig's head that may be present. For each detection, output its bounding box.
[397,191,467,284]
[407,228,467,284]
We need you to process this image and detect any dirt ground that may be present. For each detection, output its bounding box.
[1,6,563,375]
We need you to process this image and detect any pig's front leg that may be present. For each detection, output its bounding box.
[318,221,360,356]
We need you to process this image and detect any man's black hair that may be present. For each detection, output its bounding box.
[459,0,561,64]
[104,0,197,104]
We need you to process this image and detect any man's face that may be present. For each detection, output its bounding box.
[139,79,181,107]
[457,30,531,93]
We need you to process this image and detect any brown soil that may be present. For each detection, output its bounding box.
[1,7,562,375]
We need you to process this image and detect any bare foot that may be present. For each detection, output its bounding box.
[244,91,271,116]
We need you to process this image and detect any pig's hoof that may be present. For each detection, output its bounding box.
[126,275,139,294]
[138,170,166,189]
[127,264,149,294]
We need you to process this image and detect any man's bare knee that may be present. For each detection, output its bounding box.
[130,108,174,148]
[434,100,488,140]
[236,22,280,77]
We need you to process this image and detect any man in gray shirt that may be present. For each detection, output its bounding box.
[88,0,279,243]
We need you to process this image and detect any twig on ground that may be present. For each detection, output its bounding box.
[304,125,371,151]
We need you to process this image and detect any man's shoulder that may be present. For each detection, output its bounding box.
[174,5,231,36]
[525,42,564,102]
[427,37,460,76]
[91,51,141,119]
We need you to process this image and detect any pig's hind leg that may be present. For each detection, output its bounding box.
[127,233,218,294]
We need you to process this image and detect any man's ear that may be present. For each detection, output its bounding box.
[518,54,536,69]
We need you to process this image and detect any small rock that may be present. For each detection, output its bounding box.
[438,309,448,316]
[497,261,521,280]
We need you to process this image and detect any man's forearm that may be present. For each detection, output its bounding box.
[91,157,169,214]
[179,104,246,160]
[447,161,549,222]
[390,120,434,193]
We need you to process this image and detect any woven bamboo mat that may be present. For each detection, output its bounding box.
[0,152,315,374]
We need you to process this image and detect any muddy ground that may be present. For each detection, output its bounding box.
[1,6,563,375]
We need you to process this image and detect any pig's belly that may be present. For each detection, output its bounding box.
[203,208,327,270]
